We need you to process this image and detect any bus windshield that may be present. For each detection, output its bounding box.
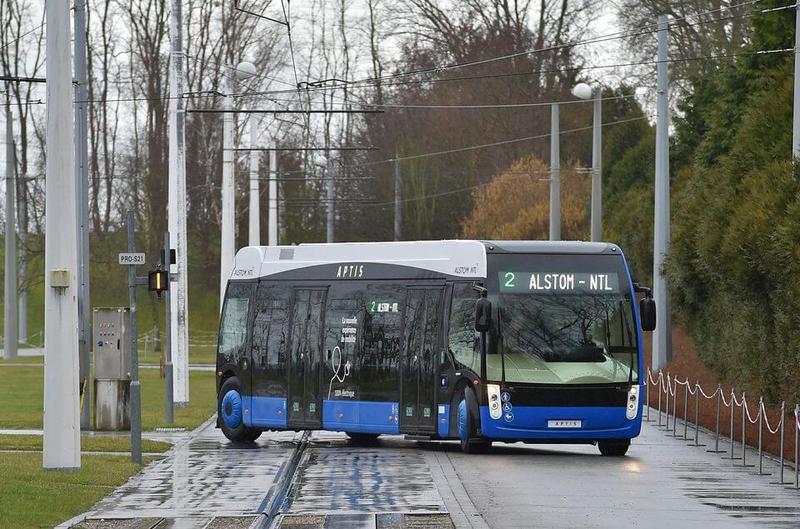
[487,254,638,385]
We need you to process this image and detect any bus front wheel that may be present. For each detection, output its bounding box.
[598,439,630,456]
[218,377,258,443]
[458,388,491,454]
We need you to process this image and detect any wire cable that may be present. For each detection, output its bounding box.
[281,0,300,88]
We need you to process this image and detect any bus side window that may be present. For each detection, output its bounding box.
[252,284,290,395]
[448,283,479,372]
[218,283,253,363]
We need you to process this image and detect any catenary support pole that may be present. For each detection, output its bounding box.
[220,66,235,313]
[74,0,91,430]
[326,158,334,243]
[43,0,80,468]
[590,88,602,242]
[652,14,672,370]
[168,0,190,404]
[394,153,401,241]
[268,149,277,245]
[248,116,260,246]
[127,211,142,464]
[792,3,800,163]
[163,230,173,425]
[549,103,560,241]
[4,104,18,360]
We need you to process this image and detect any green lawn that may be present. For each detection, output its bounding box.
[0,365,216,431]
[0,434,171,453]
[0,452,149,529]
[0,353,43,364]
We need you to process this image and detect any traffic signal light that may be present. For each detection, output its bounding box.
[148,268,169,296]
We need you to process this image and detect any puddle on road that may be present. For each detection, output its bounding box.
[672,461,800,526]
[284,445,446,514]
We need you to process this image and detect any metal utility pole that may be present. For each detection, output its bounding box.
[394,153,401,241]
[248,116,260,246]
[326,158,335,243]
[163,230,174,425]
[43,0,81,469]
[126,211,142,464]
[74,0,91,430]
[590,88,602,242]
[268,149,278,246]
[793,3,800,161]
[220,67,235,312]
[652,14,672,370]
[4,104,17,361]
[549,103,560,241]
[168,0,190,405]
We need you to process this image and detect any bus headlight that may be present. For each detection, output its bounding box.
[626,385,639,420]
[487,384,502,420]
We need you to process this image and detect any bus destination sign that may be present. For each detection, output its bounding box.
[499,271,621,293]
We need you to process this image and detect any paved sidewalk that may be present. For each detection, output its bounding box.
[72,419,300,527]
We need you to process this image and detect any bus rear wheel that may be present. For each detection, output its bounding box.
[598,439,630,456]
[218,377,258,443]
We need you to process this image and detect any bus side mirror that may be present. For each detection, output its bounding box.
[475,298,492,333]
[639,297,656,332]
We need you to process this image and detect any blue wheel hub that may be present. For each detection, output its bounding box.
[458,399,468,440]
[221,389,243,429]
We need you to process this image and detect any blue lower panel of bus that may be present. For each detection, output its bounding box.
[242,396,287,429]
[479,405,641,440]
[322,400,400,434]
[438,404,450,438]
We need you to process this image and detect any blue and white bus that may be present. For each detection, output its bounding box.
[215,240,656,455]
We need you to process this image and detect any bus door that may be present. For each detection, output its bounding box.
[287,288,327,429]
[401,286,444,433]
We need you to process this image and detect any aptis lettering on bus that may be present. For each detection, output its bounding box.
[336,264,364,278]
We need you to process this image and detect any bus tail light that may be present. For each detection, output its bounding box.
[626,385,639,420]
[487,384,502,420]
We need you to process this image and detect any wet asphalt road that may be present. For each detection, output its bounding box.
[73,414,800,529]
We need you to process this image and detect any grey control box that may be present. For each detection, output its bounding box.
[93,308,132,380]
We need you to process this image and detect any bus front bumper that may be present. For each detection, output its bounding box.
[479,405,642,441]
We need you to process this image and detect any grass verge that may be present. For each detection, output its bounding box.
[0,434,171,453]
[0,452,150,529]
[0,366,216,431]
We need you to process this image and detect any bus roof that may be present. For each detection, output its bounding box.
[231,240,620,281]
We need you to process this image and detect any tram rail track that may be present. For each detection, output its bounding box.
[253,430,310,529]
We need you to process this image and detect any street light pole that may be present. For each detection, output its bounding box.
[549,103,560,241]
[248,115,260,246]
[268,148,278,245]
[168,0,189,406]
[74,0,91,429]
[793,2,800,162]
[591,88,602,242]
[571,82,602,241]
[220,66,235,313]
[4,103,17,361]
[43,0,81,469]
[653,14,672,369]
[219,62,256,310]
[326,158,335,243]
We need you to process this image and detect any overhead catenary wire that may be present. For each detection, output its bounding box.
[280,0,300,88]
[60,45,795,107]
[280,1,783,96]
[239,46,796,99]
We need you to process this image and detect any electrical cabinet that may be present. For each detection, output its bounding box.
[94,308,132,380]
[93,308,131,430]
